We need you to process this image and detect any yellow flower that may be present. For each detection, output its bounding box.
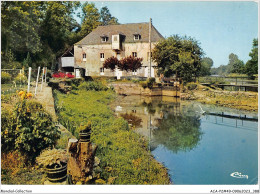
[18,91,25,96]
[4,130,8,135]
[26,93,33,99]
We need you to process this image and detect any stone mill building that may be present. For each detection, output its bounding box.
[73,20,164,78]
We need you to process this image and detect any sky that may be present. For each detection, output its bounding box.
[79,1,258,68]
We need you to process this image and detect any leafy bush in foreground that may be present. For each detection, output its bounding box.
[1,99,60,161]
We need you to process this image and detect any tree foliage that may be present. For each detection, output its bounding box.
[80,2,101,38]
[1,2,119,70]
[100,6,119,26]
[211,53,245,75]
[152,35,204,82]
[1,1,43,60]
[228,53,244,74]
[245,38,258,78]
[200,57,213,76]
[103,56,143,72]
[103,56,120,71]
[119,56,143,72]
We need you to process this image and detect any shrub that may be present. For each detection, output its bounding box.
[1,99,60,161]
[1,151,27,175]
[78,81,108,91]
[36,149,68,167]
[14,73,27,84]
[56,132,73,149]
[1,72,11,84]
[147,77,155,89]
[140,77,156,89]
[186,82,198,90]
[139,81,148,89]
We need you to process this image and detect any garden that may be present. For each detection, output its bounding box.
[1,90,60,184]
[1,78,170,185]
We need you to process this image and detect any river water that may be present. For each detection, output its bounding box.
[110,95,258,185]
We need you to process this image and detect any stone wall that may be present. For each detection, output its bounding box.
[74,42,157,77]
[110,83,180,97]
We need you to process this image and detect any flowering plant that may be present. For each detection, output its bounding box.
[18,90,33,100]
[65,73,75,78]
[52,72,75,78]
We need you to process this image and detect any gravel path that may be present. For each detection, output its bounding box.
[34,83,75,139]
[34,82,57,122]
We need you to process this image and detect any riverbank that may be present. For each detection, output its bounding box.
[110,81,257,112]
[181,84,258,112]
[52,82,171,184]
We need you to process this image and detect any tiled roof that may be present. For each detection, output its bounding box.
[75,22,164,45]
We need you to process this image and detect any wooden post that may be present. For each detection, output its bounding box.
[35,66,41,96]
[19,69,22,87]
[45,67,47,83]
[27,67,32,93]
[41,67,44,91]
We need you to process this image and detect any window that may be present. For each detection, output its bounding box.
[134,34,140,40]
[83,53,86,61]
[132,52,137,57]
[100,53,105,61]
[114,36,118,41]
[100,67,105,75]
[101,36,108,42]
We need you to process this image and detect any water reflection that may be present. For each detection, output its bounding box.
[111,95,258,184]
[152,113,202,153]
[112,95,203,153]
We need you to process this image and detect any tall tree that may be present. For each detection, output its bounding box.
[80,2,101,38]
[1,1,43,60]
[40,1,80,55]
[211,65,228,75]
[227,53,244,74]
[100,6,119,26]
[245,38,258,78]
[199,57,213,76]
[152,35,204,82]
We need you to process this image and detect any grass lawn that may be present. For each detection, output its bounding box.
[53,87,170,184]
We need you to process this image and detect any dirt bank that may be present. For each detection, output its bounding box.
[181,84,258,112]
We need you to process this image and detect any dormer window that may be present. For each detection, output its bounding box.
[101,35,108,43]
[133,34,141,40]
